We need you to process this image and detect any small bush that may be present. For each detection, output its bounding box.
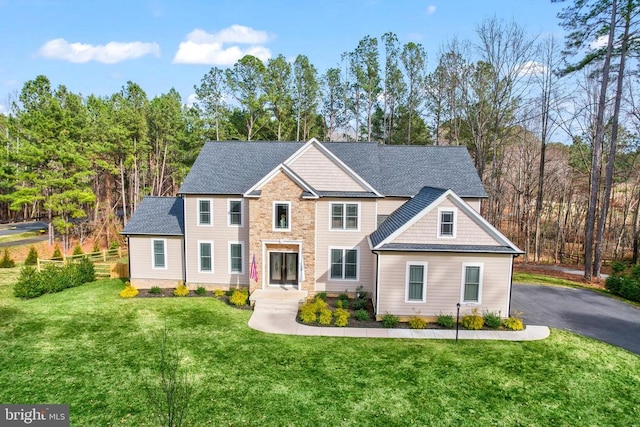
[337,292,349,302]
[24,246,39,266]
[462,308,484,330]
[173,283,189,297]
[74,257,95,284]
[13,266,44,298]
[620,279,640,302]
[504,316,524,331]
[310,297,327,311]
[225,289,235,297]
[120,281,139,298]
[72,245,84,256]
[351,298,368,311]
[437,313,454,328]
[355,285,367,299]
[318,308,333,325]
[316,292,327,300]
[605,264,640,303]
[335,299,349,309]
[483,311,502,329]
[354,309,369,321]
[51,245,63,260]
[0,248,16,268]
[213,289,225,297]
[149,286,162,294]
[109,240,120,250]
[229,288,248,305]
[408,316,427,329]
[300,303,317,323]
[91,241,100,253]
[195,286,207,296]
[605,275,624,294]
[334,308,350,327]
[381,313,399,328]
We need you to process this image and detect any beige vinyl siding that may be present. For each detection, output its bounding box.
[392,198,500,246]
[184,195,249,286]
[377,197,408,215]
[464,198,482,213]
[288,143,367,192]
[129,235,184,284]
[315,199,376,294]
[377,252,512,317]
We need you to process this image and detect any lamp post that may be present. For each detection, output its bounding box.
[455,302,461,343]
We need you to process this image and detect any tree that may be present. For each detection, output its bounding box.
[381,32,405,144]
[265,55,294,141]
[194,67,229,141]
[321,67,346,141]
[293,55,320,141]
[400,42,427,144]
[225,55,267,141]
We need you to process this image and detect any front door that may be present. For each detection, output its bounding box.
[269,252,298,286]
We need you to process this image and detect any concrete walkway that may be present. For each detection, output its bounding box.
[248,290,550,341]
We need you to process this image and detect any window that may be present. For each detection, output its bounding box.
[199,241,213,273]
[405,262,427,302]
[229,242,244,274]
[331,203,359,230]
[273,201,291,231]
[228,199,243,226]
[438,208,456,238]
[462,264,483,303]
[152,239,166,269]
[198,199,212,226]
[330,248,358,280]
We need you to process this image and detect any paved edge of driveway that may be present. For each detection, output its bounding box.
[248,300,550,341]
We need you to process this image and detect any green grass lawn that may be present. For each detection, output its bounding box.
[1,267,639,426]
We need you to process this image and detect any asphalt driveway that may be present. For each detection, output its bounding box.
[511,283,640,355]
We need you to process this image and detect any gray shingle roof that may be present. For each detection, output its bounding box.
[369,187,447,248]
[375,243,521,254]
[121,197,184,236]
[178,141,487,198]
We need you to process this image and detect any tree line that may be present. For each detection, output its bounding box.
[1,1,639,280]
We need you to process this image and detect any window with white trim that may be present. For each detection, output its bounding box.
[438,208,456,238]
[329,248,358,280]
[273,201,291,231]
[462,263,483,303]
[152,239,166,269]
[198,199,212,226]
[228,199,243,227]
[405,262,427,302]
[331,203,359,230]
[229,242,244,274]
[199,241,213,273]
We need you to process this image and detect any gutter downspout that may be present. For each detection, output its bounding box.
[374,250,380,317]
[507,254,519,317]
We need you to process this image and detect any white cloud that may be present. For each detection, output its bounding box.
[173,25,272,65]
[37,39,160,64]
[590,35,608,51]
[426,5,436,15]
[186,93,198,107]
[0,103,7,115]
[519,61,547,76]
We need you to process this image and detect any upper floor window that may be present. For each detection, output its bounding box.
[438,208,456,238]
[228,199,243,227]
[198,199,212,226]
[273,201,291,231]
[152,239,166,269]
[331,203,359,230]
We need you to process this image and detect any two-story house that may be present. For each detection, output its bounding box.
[122,138,522,318]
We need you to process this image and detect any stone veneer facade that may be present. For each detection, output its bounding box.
[248,171,316,293]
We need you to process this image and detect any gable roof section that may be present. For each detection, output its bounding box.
[243,163,319,199]
[178,140,487,198]
[121,197,184,236]
[369,187,522,254]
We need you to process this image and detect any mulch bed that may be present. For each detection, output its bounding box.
[134,288,253,310]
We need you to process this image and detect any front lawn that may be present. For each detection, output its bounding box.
[1,267,638,426]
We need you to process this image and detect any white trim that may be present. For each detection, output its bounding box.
[151,238,167,270]
[266,248,300,288]
[228,241,245,274]
[405,261,428,303]
[273,201,292,232]
[460,262,483,305]
[227,199,244,227]
[437,207,457,239]
[329,201,361,232]
[197,240,214,273]
[197,198,213,226]
[328,246,360,282]
[243,164,319,199]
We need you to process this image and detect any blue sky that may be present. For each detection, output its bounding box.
[0,0,567,114]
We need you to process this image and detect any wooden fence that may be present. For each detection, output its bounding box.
[37,247,129,279]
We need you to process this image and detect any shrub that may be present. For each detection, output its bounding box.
[300,303,317,323]
[0,248,15,268]
[462,308,484,330]
[318,308,333,325]
[334,308,350,327]
[74,257,95,284]
[315,292,327,300]
[150,286,162,294]
[437,313,454,328]
[195,286,207,296]
[337,292,349,302]
[381,313,399,328]
[13,266,44,298]
[351,298,368,311]
[109,240,120,250]
[504,316,524,331]
[14,261,96,299]
[229,288,248,306]
[72,245,84,256]
[611,261,627,276]
[120,281,139,298]
[354,309,369,321]
[213,289,225,297]
[51,245,63,260]
[408,316,427,329]
[310,297,327,311]
[483,311,502,329]
[605,264,640,303]
[335,299,348,309]
[620,279,640,302]
[173,283,189,297]
[24,246,39,266]
[355,285,367,299]
[605,275,624,294]
[225,289,235,297]
[91,240,100,254]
